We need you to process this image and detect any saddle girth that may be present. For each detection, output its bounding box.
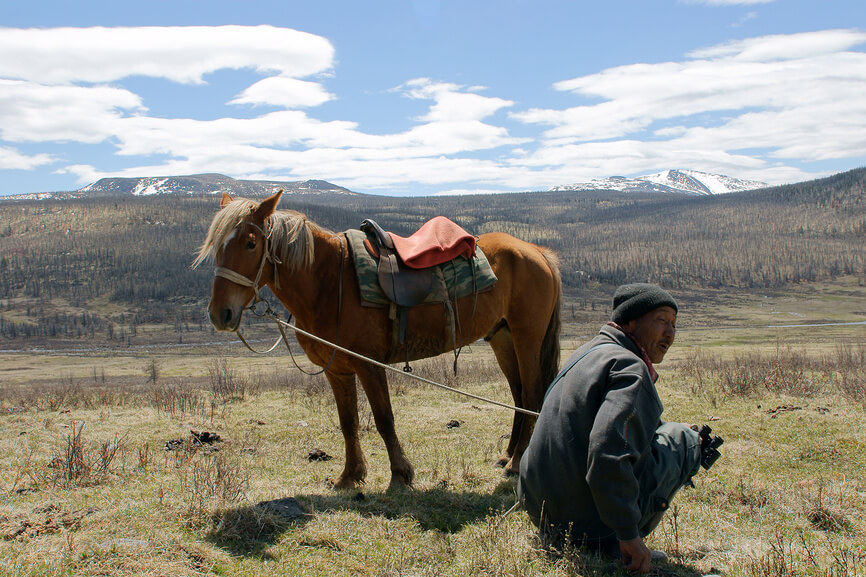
[360,219,433,369]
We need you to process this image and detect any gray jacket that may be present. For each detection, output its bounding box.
[518,324,664,542]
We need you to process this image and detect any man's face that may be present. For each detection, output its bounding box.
[623,306,677,364]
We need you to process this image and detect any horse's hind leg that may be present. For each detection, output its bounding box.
[487,325,524,469]
[355,363,414,488]
[504,330,549,476]
[325,371,367,488]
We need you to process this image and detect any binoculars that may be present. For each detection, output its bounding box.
[699,425,724,470]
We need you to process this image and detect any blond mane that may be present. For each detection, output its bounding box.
[193,198,320,272]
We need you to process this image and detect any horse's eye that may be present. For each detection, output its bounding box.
[245,239,257,250]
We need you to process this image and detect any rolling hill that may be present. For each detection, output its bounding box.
[0,167,863,346]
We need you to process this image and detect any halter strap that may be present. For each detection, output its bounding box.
[213,221,279,301]
[214,266,256,287]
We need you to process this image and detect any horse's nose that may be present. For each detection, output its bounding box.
[220,308,233,327]
[208,307,234,330]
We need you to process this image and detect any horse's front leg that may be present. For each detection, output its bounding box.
[355,363,414,489]
[324,371,367,488]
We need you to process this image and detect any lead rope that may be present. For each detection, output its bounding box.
[495,500,524,528]
[268,311,540,417]
[217,231,537,417]
[275,235,345,376]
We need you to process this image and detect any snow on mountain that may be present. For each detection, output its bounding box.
[131,177,170,196]
[549,169,767,195]
[75,174,355,197]
[0,175,354,200]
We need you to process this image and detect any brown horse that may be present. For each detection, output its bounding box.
[194,191,561,489]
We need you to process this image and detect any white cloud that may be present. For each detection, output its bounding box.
[689,29,866,60]
[509,138,810,189]
[229,77,335,108]
[400,78,514,122]
[0,80,144,143]
[42,76,529,190]
[511,29,866,183]
[1,24,865,194]
[0,25,334,84]
[733,12,758,27]
[0,146,54,170]
[0,24,530,191]
[0,26,337,146]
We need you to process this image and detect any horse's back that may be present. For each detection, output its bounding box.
[477,232,559,281]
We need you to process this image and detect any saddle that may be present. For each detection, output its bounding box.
[362,217,476,307]
[347,217,495,370]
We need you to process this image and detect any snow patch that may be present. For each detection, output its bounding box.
[550,169,767,195]
[132,178,170,196]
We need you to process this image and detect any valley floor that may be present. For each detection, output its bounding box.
[1,281,864,576]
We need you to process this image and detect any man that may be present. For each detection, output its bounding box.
[518,283,701,573]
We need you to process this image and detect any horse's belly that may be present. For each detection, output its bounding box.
[396,298,498,361]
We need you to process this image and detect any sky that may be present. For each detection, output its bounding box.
[0,0,864,197]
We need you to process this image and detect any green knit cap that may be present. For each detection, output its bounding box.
[612,283,678,325]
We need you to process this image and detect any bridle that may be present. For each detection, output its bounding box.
[213,221,279,306]
[212,218,345,375]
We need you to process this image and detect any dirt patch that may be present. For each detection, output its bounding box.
[1,504,95,540]
[308,449,332,462]
[766,404,802,418]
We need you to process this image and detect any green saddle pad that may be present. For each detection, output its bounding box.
[345,228,498,307]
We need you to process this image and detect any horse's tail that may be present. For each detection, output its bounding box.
[539,248,562,400]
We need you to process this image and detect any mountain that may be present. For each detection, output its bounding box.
[3,173,355,200]
[549,169,767,195]
[79,173,355,197]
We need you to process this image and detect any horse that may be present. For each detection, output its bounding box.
[194,191,561,489]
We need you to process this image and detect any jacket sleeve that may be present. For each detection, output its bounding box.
[585,363,661,541]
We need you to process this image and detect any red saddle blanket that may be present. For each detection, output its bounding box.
[388,216,476,269]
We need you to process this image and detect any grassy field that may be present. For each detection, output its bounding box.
[1,281,865,576]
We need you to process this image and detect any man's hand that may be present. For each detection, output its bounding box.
[619,537,652,573]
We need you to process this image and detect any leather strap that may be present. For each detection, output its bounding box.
[214,266,255,287]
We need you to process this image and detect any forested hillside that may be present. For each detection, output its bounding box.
[1,168,863,344]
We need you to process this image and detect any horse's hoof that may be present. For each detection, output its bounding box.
[332,475,363,490]
[388,473,414,491]
[388,478,412,492]
[495,457,510,468]
[386,466,414,490]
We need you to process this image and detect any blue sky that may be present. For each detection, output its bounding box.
[0,0,864,196]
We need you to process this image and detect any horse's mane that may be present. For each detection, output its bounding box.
[193,198,322,272]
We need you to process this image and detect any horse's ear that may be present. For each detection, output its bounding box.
[220,192,233,207]
[252,190,283,222]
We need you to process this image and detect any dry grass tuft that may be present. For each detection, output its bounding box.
[45,420,126,488]
[678,341,866,400]
[149,378,208,417]
[800,483,855,534]
[177,450,251,528]
[209,357,256,403]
